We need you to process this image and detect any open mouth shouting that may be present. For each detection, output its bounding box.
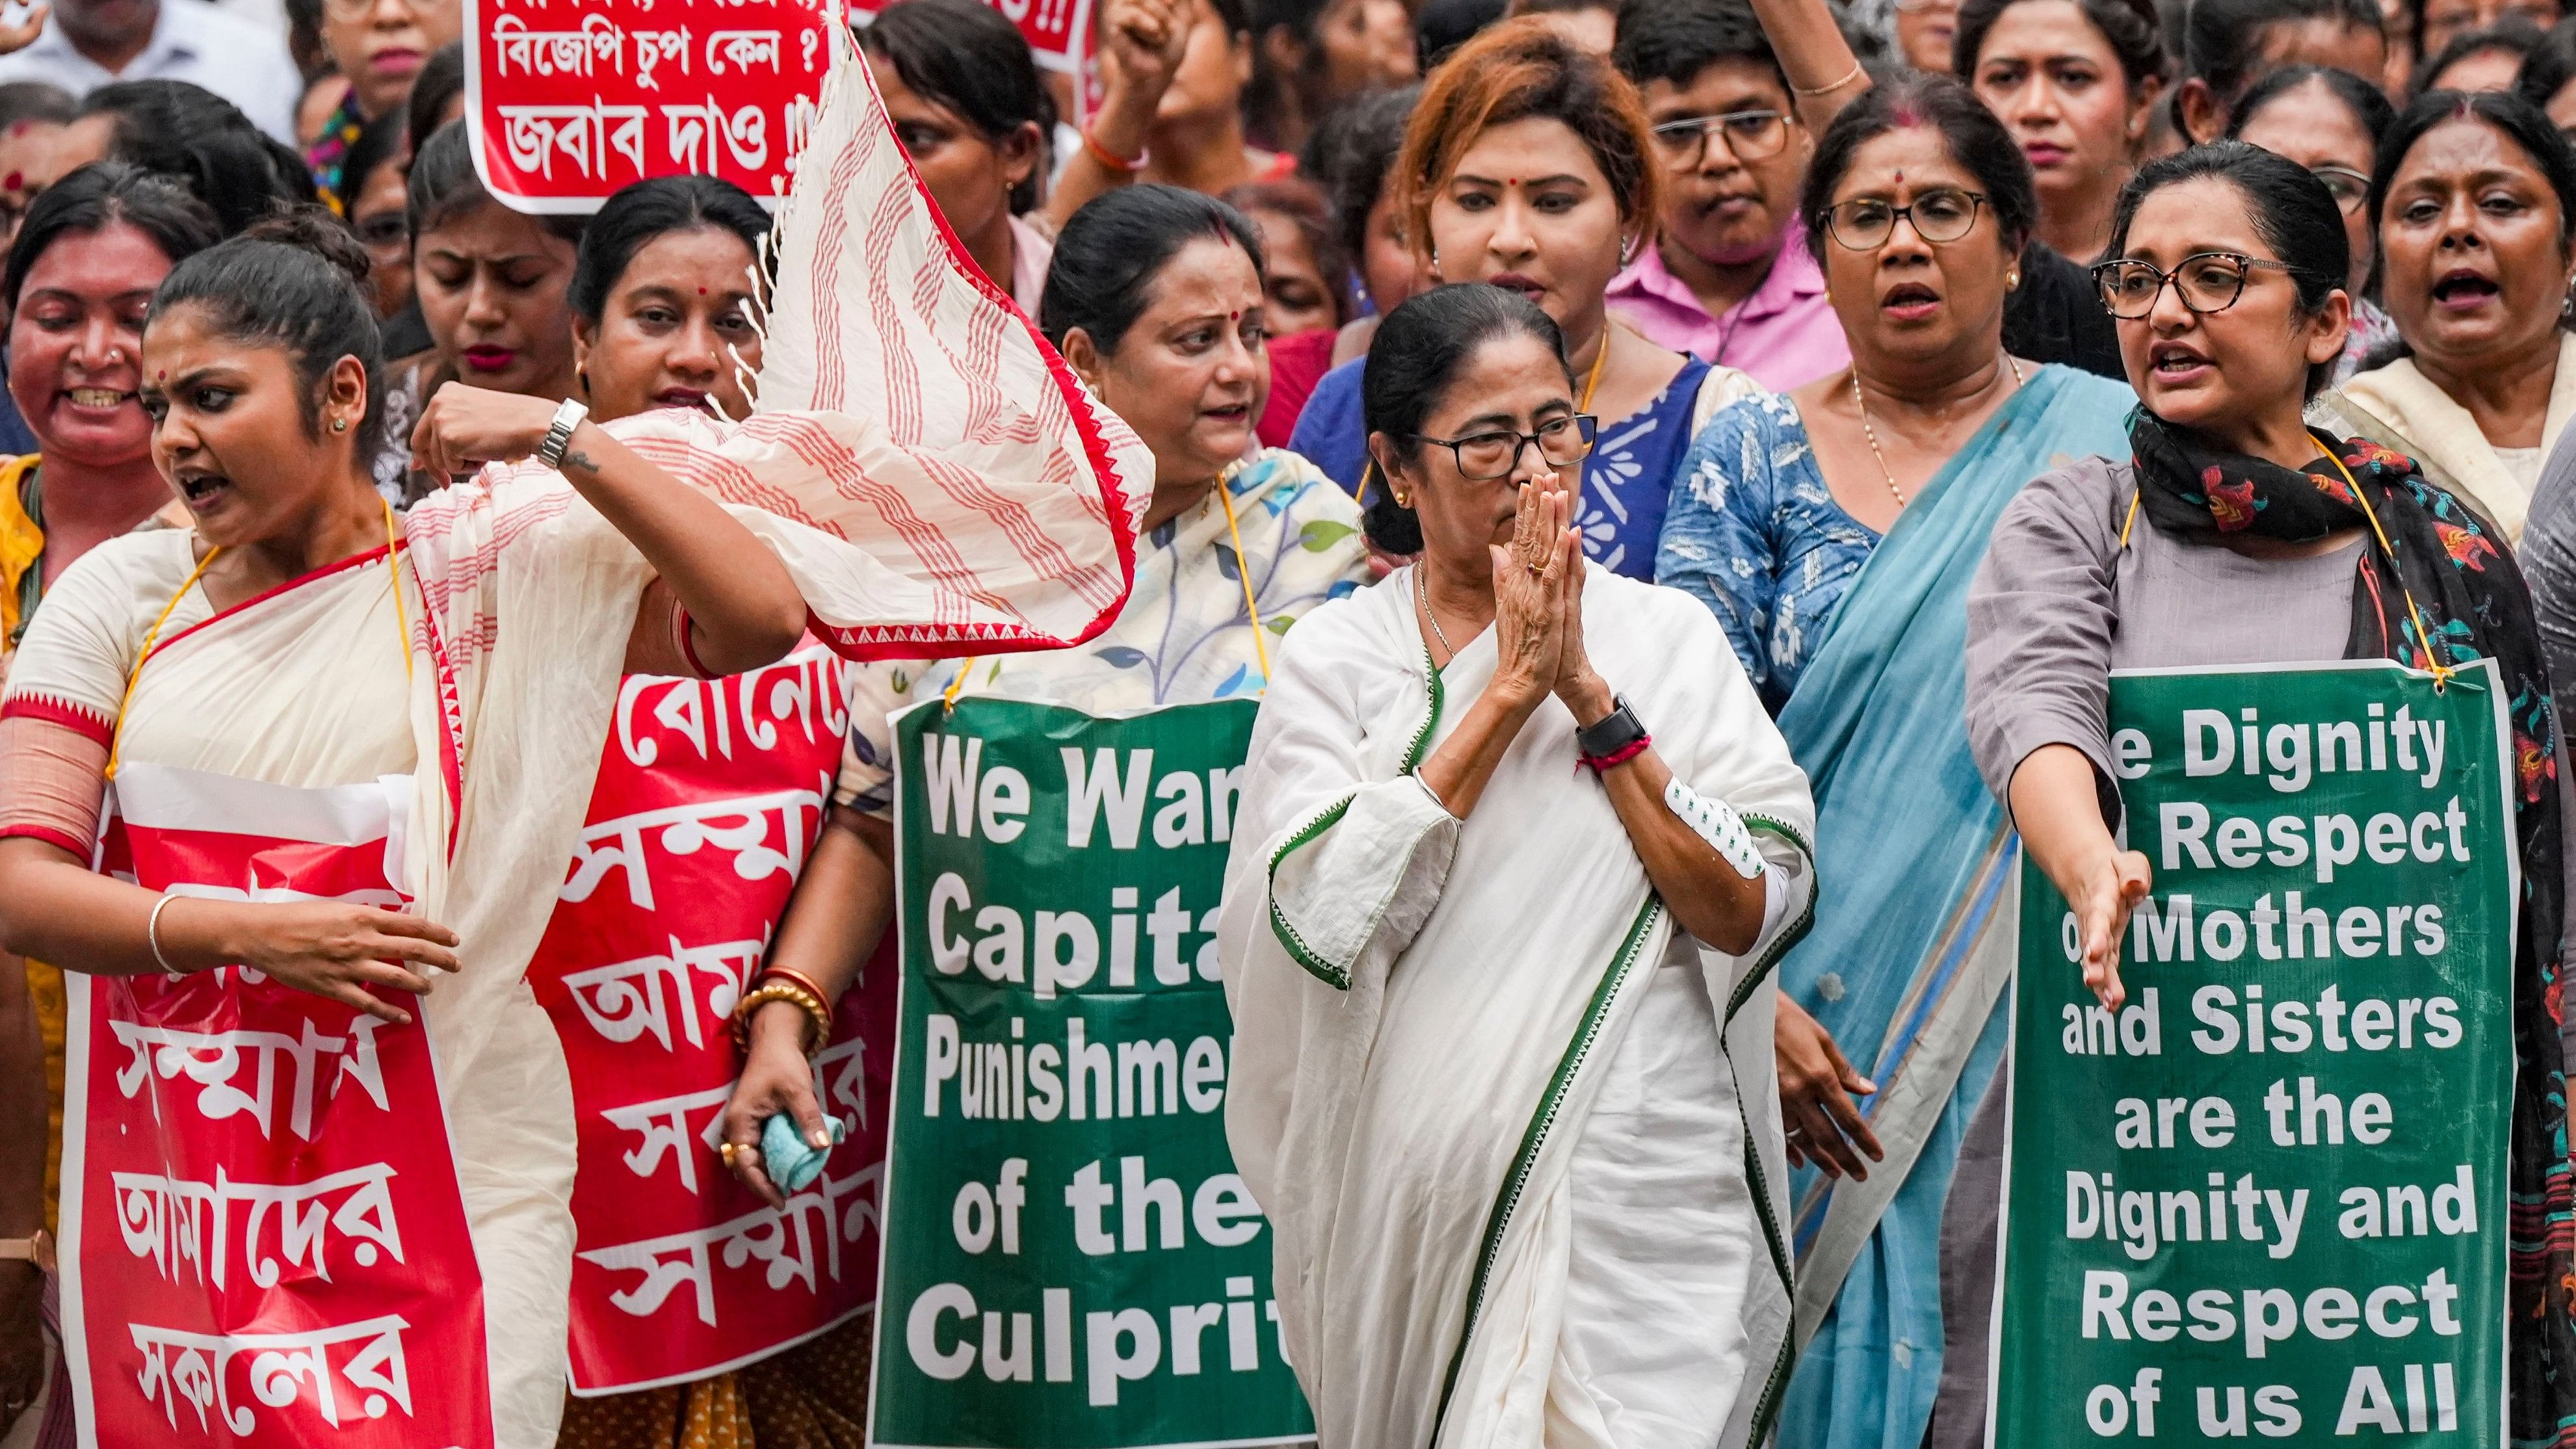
[172,465,231,514]
[1881,281,1941,323]
[2148,339,2214,385]
[2429,267,2501,311]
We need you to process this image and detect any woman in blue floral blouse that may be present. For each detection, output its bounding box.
[1655,74,2134,1449]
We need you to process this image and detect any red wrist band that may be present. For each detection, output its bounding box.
[1082,128,1145,174]
[1580,735,1651,774]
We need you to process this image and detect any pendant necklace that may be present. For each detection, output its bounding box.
[1854,352,2026,505]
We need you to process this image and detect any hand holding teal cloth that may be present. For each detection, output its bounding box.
[762,1112,850,1192]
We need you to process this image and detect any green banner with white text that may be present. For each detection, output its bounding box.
[1994,660,2516,1445]
[867,694,1315,1449]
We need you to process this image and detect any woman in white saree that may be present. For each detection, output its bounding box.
[1220,282,1817,1449]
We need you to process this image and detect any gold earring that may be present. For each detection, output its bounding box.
[1393,490,1411,507]
[332,416,348,432]
[2006,270,2021,290]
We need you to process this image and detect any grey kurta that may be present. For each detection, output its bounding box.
[1928,453,2361,1448]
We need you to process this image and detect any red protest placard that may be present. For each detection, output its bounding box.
[60,770,494,1448]
[523,645,893,1393]
[464,0,837,213]
[847,0,1094,72]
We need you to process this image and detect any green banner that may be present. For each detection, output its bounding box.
[867,695,1315,1449]
[1995,660,2516,1445]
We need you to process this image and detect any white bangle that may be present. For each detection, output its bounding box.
[146,893,184,975]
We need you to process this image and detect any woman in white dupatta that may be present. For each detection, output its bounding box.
[2318,88,2576,541]
[0,44,1145,1448]
[1220,282,1816,1449]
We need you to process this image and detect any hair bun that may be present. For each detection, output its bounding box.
[241,204,371,287]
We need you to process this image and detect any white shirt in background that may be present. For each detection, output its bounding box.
[0,0,302,143]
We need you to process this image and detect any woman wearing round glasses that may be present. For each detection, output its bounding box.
[1654,73,2136,1449]
[2225,63,2399,382]
[2324,90,2576,542]
[1222,279,1815,1448]
[1287,18,1759,576]
[1939,139,2576,1444]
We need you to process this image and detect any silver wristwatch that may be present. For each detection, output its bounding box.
[534,397,588,470]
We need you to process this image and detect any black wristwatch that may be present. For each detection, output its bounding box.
[1575,693,1647,761]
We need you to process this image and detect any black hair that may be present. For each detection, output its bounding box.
[1224,177,1352,324]
[0,81,73,131]
[408,120,587,246]
[1415,0,1506,66]
[2517,16,2576,110]
[338,109,409,217]
[2374,87,2576,241]
[1612,0,1789,98]
[1800,72,2040,264]
[148,207,388,461]
[6,163,218,313]
[1358,282,1568,554]
[1305,83,1419,282]
[2412,20,2545,94]
[74,80,316,236]
[408,43,467,157]
[2106,140,2352,397]
[2227,62,2397,148]
[571,175,773,322]
[2182,0,2382,105]
[859,0,1057,215]
[1955,0,2168,86]
[1040,184,1267,354]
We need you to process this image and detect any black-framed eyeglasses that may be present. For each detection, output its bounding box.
[1412,414,1597,480]
[1822,189,1988,250]
[2090,252,2295,319]
[1648,110,1791,163]
[2308,164,2371,216]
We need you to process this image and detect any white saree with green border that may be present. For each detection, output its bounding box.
[1218,562,1816,1448]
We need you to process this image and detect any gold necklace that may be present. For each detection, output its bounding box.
[1577,321,1612,413]
[1853,352,2027,506]
[1416,563,1453,657]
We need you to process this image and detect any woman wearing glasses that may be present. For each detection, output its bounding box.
[1288,18,1758,575]
[2325,90,2576,542]
[1938,138,2576,1444]
[1653,73,2135,1449]
[2224,64,2399,383]
[305,0,458,210]
[1954,0,2168,263]
[1222,280,1815,1449]
[1606,0,1848,390]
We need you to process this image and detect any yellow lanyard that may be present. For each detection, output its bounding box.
[2118,448,2454,690]
[940,471,1272,709]
[107,501,414,779]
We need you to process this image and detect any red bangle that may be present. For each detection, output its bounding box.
[759,965,836,1011]
[1082,127,1145,174]
[1580,735,1651,774]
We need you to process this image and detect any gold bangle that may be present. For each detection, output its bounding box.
[731,980,830,1058]
[1793,61,1867,96]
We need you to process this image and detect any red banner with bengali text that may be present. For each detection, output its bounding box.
[60,766,494,1448]
[847,0,1094,72]
[464,0,835,213]
[525,644,893,1394]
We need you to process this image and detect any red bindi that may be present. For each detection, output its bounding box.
[3,172,21,190]
[697,287,706,294]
